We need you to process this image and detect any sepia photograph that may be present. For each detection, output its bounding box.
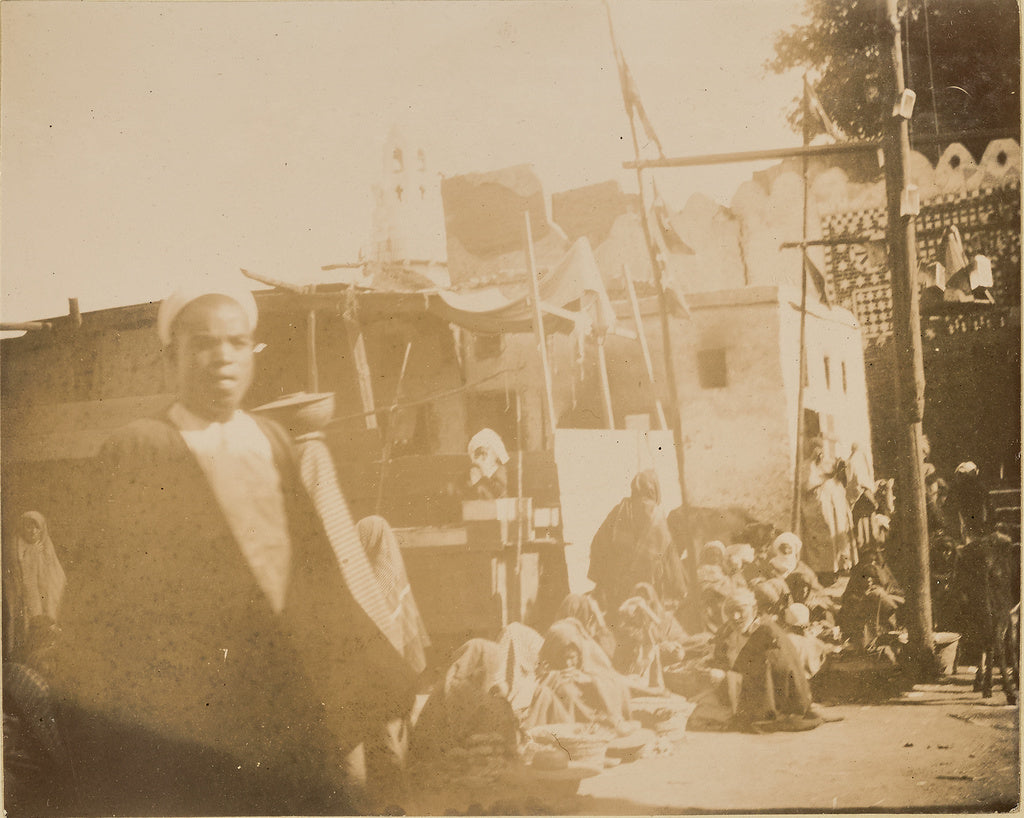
[0,0,1020,814]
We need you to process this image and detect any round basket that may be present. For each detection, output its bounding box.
[528,724,610,768]
[558,735,607,768]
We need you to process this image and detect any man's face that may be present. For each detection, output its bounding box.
[169,295,254,421]
[726,601,756,633]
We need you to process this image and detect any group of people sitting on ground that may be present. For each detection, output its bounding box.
[580,468,912,730]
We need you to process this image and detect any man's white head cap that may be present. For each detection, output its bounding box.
[157,281,259,346]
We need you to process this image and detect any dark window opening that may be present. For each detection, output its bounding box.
[466,391,518,450]
[841,361,848,393]
[823,356,832,390]
[803,409,822,440]
[697,348,728,389]
[949,154,961,170]
[392,148,404,172]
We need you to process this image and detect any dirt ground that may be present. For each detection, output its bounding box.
[402,669,1019,815]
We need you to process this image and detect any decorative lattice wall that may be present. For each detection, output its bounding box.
[822,183,1021,342]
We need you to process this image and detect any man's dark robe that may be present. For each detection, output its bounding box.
[731,618,815,725]
[54,414,417,816]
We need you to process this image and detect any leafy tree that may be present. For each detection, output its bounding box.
[767,0,1020,159]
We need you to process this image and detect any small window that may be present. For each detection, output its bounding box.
[697,348,728,389]
[392,148,404,172]
[823,356,832,390]
[803,409,822,440]
[841,361,848,393]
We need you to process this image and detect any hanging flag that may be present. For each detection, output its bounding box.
[803,253,832,308]
[651,180,694,255]
[804,77,846,142]
[605,1,664,157]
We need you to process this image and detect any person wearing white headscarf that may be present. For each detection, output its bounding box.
[948,461,992,542]
[466,428,510,499]
[3,511,66,661]
[748,533,837,621]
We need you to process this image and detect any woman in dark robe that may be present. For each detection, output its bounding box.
[588,471,688,614]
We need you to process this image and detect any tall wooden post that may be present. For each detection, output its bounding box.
[883,0,936,675]
[791,78,812,535]
[524,212,559,448]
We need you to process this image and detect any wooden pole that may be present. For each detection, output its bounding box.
[622,264,668,430]
[0,321,51,332]
[604,1,696,617]
[622,129,1018,170]
[374,341,413,516]
[883,0,936,675]
[524,211,559,447]
[596,333,616,429]
[791,78,812,535]
[306,309,320,393]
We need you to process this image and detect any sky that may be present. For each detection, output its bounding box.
[1,0,805,324]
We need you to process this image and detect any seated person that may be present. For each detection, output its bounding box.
[693,588,821,733]
[726,543,755,584]
[523,619,632,731]
[697,541,738,634]
[722,589,822,732]
[409,639,519,762]
[466,428,510,500]
[837,542,905,650]
[556,594,617,662]
[613,596,666,688]
[747,533,836,621]
[629,582,689,649]
[782,603,831,680]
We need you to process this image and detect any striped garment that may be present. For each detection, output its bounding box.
[296,435,403,653]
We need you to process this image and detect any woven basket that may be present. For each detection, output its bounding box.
[529,724,610,768]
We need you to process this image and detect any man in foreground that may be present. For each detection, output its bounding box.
[55,284,415,816]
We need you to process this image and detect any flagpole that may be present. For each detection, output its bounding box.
[604,0,697,616]
[791,76,812,534]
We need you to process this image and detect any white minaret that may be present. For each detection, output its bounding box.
[368,124,447,267]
